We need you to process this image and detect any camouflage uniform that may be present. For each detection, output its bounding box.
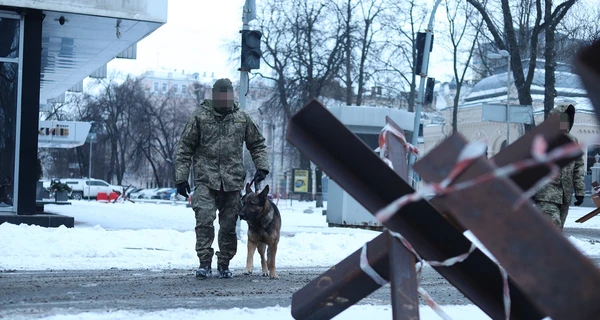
[175,99,269,268]
[533,104,586,230]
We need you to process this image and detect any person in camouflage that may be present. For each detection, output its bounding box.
[533,104,586,231]
[174,78,269,279]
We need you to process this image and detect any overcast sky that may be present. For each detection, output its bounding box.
[108,0,247,81]
[106,0,472,86]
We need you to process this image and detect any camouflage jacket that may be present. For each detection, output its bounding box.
[175,100,269,192]
[534,104,586,204]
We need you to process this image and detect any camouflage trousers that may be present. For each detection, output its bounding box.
[192,184,241,267]
[536,201,570,230]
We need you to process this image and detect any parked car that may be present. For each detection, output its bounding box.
[58,178,122,200]
[130,188,159,199]
[151,188,173,199]
[167,188,187,201]
[120,185,138,198]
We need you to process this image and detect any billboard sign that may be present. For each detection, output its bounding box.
[482,104,533,124]
[292,169,310,193]
[38,121,91,148]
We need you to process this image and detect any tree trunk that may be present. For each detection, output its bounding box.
[544,0,557,119]
[453,87,461,133]
[408,74,416,112]
[345,0,352,106]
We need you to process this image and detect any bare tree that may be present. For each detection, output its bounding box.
[542,0,579,118]
[445,0,483,132]
[255,0,345,171]
[332,0,382,106]
[145,92,195,186]
[467,0,579,121]
[467,0,542,112]
[376,0,428,112]
[354,0,383,106]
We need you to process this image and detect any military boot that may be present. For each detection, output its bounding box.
[217,263,232,279]
[195,263,212,280]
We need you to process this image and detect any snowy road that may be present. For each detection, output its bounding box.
[1,201,599,319]
[0,266,471,318]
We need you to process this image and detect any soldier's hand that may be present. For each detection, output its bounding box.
[176,181,191,198]
[574,196,584,206]
[253,169,269,184]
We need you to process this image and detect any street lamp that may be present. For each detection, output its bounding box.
[487,49,511,146]
[88,121,96,201]
[407,0,443,188]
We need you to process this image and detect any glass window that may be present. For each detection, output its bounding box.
[0,16,20,208]
[153,82,159,91]
[0,17,20,59]
[173,84,178,93]
[181,85,187,94]
[162,83,167,92]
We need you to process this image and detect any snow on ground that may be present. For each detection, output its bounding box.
[0,199,598,319]
[0,200,379,271]
[9,305,489,320]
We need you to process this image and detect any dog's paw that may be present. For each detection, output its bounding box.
[261,271,269,277]
[242,269,253,275]
[270,274,279,280]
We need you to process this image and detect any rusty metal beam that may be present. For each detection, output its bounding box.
[385,116,409,181]
[286,99,551,319]
[414,133,600,320]
[291,231,419,320]
[389,233,419,320]
[291,232,390,320]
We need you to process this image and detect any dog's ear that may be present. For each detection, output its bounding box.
[245,183,253,194]
[259,185,269,199]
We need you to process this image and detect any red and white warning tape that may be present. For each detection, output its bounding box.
[378,124,419,170]
[374,136,582,223]
[359,230,473,320]
[361,134,582,320]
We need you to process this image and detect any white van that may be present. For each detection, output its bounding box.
[61,178,122,200]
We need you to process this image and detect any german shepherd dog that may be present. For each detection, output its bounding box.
[239,183,281,279]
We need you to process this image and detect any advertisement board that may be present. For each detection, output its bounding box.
[292,169,310,193]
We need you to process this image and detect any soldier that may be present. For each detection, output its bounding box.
[533,104,586,231]
[175,78,269,279]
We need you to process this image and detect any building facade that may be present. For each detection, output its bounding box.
[423,61,600,189]
[0,0,167,224]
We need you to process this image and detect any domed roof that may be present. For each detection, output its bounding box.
[466,68,586,103]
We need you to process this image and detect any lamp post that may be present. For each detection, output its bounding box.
[407,0,443,187]
[487,49,511,146]
[88,121,96,201]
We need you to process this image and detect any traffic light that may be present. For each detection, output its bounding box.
[241,30,262,70]
[424,77,435,105]
[415,32,434,74]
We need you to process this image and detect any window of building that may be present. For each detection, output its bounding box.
[181,85,187,94]
[587,145,600,174]
[153,82,159,91]
[173,84,178,93]
[162,83,167,92]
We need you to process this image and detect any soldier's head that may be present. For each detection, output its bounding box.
[212,78,234,114]
[560,104,575,133]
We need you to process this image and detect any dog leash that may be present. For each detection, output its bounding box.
[250,176,260,191]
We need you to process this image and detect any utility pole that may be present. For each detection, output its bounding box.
[407,0,443,187]
[239,0,256,110]
[238,0,258,241]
